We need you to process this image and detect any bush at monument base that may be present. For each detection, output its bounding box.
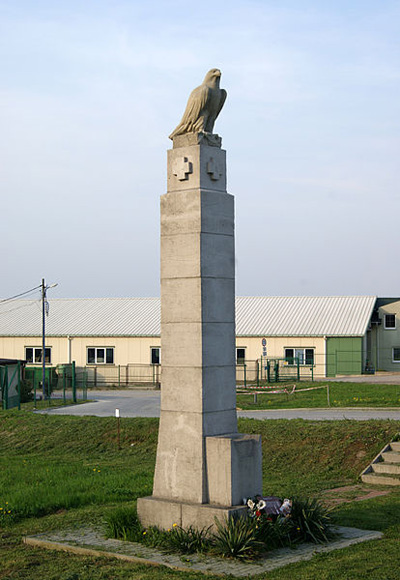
[105,497,334,560]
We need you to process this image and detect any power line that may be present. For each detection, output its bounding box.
[0,299,40,316]
[0,285,41,304]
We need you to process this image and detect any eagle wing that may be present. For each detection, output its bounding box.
[214,89,227,122]
[169,84,211,138]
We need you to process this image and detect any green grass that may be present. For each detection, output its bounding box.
[1,409,400,578]
[237,381,400,410]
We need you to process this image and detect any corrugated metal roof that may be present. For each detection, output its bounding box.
[235,296,376,337]
[0,298,161,337]
[0,296,376,337]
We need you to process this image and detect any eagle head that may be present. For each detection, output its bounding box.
[204,68,222,87]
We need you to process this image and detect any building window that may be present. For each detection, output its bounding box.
[392,348,400,363]
[236,348,246,365]
[25,347,51,364]
[285,348,314,365]
[87,347,114,365]
[151,347,160,364]
[384,314,396,329]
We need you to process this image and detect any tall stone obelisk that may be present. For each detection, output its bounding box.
[138,70,262,531]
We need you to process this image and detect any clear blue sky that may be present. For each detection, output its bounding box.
[1,0,399,299]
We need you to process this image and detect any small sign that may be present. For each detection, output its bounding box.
[115,408,120,418]
[262,338,267,347]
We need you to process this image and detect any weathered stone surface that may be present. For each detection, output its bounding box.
[137,496,248,533]
[206,434,263,506]
[138,103,263,531]
[167,145,227,192]
[160,189,234,236]
[160,366,236,413]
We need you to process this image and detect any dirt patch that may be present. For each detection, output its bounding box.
[320,484,391,507]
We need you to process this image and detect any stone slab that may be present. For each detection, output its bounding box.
[24,526,384,577]
[137,495,248,532]
[161,322,235,368]
[160,232,234,280]
[161,277,235,324]
[160,366,236,413]
[152,411,207,502]
[206,433,262,505]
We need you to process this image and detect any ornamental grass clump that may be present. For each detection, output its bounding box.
[163,524,212,554]
[105,507,143,542]
[288,497,334,544]
[212,515,264,560]
[254,513,294,549]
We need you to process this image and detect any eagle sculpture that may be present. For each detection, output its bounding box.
[169,68,227,139]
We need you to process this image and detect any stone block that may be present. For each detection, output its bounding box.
[161,276,234,325]
[201,190,234,235]
[161,190,234,237]
[137,496,182,530]
[161,322,235,368]
[161,191,201,236]
[161,233,200,280]
[160,365,236,414]
[181,503,248,533]
[161,322,203,367]
[160,366,204,412]
[167,145,226,193]
[202,322,236,367]
[152,410,207,503]
[201,277,235,323]
[206,434,262,506]
[161,278,202,324]
[202,365,237,413]
[201,233,235,278]
[203,409,238,437]
[137,496,249,533]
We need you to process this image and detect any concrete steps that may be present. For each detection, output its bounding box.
[361,437,400,486]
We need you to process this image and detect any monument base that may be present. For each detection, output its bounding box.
[137,496,248,532]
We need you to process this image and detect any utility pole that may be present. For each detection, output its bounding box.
[41,278,58,400]
[42,278,46,399]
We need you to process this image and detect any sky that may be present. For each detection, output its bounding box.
[1,0,399,301]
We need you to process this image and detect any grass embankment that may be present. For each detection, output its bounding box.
[237,381,400,410]
[1,410,400,579]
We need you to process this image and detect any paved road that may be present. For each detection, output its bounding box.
[37,390,400,421]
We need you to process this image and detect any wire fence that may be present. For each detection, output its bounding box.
[25,363,88,407]
[75,364,161,389]
[236,358,314,387]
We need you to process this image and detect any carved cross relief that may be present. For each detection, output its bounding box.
[207,158,222,181]
[172,156,193,181]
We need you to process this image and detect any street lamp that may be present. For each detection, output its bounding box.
[41,278,58,399]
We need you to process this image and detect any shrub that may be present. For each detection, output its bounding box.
[19,379,33,403]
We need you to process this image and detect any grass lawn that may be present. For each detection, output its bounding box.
[237,381,400,410]
[1,410,400,579]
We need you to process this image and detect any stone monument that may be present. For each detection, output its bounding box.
[137,69,262,531]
